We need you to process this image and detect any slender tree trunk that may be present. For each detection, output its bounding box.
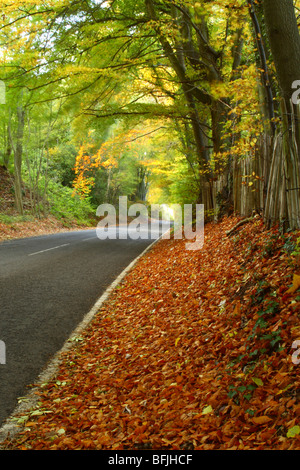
[14,106,25,215]
[248,0,276,136]
[4,122,12,169]
[106,167,112,203]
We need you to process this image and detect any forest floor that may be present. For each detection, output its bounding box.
[1,214,300,450]
[0,165,93,242]
[0,215,92,243]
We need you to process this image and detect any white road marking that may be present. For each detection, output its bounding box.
[28,243,70,256]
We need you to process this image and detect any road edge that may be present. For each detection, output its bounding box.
[0,234,163,445]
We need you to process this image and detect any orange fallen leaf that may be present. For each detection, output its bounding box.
[233,302,241,315]
[252,416,273,425]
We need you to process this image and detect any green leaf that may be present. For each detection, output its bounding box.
[244,393,252,401]
[252,377,264,387]
[31,410,45,416]
[287,426,300,438]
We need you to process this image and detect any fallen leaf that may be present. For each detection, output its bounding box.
[252,377,264,387]
[286,274,300,294]
[287,426,300,438]
[252,416,273,425]
[202,405,213,415]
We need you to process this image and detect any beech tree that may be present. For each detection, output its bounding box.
[262,0,300,113]
[1,0,300,229]
[261,0,300,229]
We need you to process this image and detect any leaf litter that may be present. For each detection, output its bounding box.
[2,215,300,450]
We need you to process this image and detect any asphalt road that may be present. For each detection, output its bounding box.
[0,224,167,426]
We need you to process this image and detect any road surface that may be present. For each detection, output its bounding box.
[0,224,168,426]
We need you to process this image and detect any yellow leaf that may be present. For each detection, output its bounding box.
[287,425,300,438]
[252,377,264,387]
[202,405,213,415]
[286,274,300,294]
[175,337,181,347]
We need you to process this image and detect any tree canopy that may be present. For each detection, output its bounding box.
[1,0,300,228]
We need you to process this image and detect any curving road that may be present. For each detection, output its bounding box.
[0,224,167,426]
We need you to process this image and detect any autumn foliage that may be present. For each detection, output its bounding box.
[2,216,300,450]
[73,130,141,198]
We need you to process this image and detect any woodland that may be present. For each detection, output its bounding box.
[0,0,300,228]
[0,0,300,452]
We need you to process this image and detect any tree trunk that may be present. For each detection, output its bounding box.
[14,106,25,215]
[262,0,300,152]
[248,0,276,136]
[262,0,300,228]
[4,122,12,169]
[263,0,300,102]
